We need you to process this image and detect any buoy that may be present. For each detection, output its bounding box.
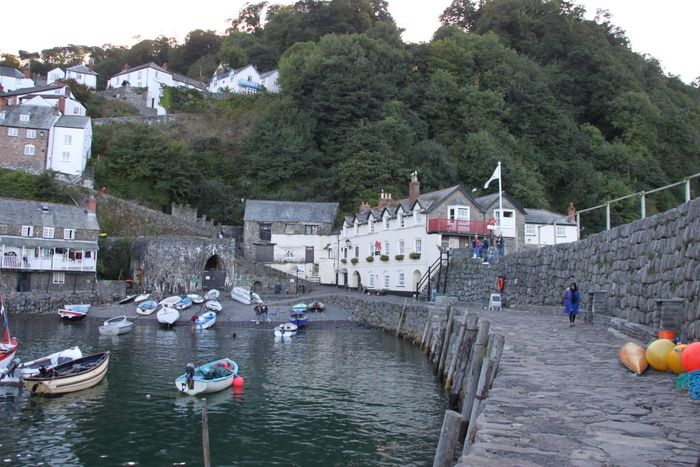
[146,394,151,400]
[667,345,686,375]
[681,342,700,373]
[233,375,245,388]
[618,342,648,375]
[645,339,675,371]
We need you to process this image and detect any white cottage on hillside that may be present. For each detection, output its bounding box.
[107,63,206,115]
[0,66,34,92]
[0,83,86,116]
[260,70,280,93]
[524,208,578,247]
[208,64,261,94]
[47,65,98,89]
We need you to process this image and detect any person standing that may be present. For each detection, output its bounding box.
[496,235,504,256]
[563,283,580,326]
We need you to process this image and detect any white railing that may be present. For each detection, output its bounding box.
[0,255,96,272]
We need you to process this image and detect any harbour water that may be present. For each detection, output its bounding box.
[0,315,445,466]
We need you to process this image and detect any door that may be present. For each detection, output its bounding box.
[17,272,31,292]
[201,271,226,290]
[305,246,314,263]
[255,244,274,262]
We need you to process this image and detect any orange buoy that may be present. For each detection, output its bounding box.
[681,342,700,373]
[233,375,245,388]
[618,342,648,375]
[667,344,687,375]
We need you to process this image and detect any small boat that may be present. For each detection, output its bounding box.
[58,304,90,321]
[0,346,82,384]
[251,292,263,304]
[23,352,109,395]
[134,293,151,303]
[136,300,159,316]
[174,358,238,396]
[174,296,194,311]
[205,300,223,313]
[274,323,298,338]
[187,294,205,304]
[292,303,308,312]
[192,311,217,330]
[231,287,252,305]
[290,310,307,328]
[99,316,134,336]
[157,307,180,326]
[118,294,138,305]
[204,289,220,301]
[308,302,325,312]
[0,294,18,371]
[159,295,181,307]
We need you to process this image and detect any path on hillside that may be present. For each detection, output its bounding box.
[457,308,699,467]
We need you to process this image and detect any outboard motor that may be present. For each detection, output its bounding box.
[0,358,21,381]
[185,363,196,390]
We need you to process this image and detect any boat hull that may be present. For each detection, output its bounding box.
[99,322,133,335]
[231,287,252,305]
[205,300,223,312]
[274,323,298,337]
[134,294,150,303]
[23,352,109,395]
[157,307,180,325]
[174,358,238,396]
[1,346,82,384]
[0,337,18,370]
[136,300,159,316]
[193,312,217,330]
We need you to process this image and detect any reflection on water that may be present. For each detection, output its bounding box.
[0,314,445,466]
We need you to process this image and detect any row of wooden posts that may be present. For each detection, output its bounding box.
[410,305,505,467]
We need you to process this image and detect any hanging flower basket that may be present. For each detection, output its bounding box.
[380,255,389,262]
[340,258,347,264]
[350,258,358,265]
[409,252,421,260]
[395,254,404,261]
[366,256,374,262]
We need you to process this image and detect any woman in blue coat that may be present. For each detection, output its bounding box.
[563,283,580,326]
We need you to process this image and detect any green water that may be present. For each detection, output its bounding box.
[0,315,445,466]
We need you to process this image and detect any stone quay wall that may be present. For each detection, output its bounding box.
[446,197,700,340]
[2,279,126,314]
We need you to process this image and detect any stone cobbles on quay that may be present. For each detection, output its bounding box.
[458,307,699,467]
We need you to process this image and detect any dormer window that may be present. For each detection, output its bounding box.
[384,217,390,230]
[19,114,29,121]
[414,210,423,225]
[369,220,375,233]
[0,112,5,119]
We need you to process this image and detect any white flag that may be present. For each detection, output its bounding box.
[484,164,501,189]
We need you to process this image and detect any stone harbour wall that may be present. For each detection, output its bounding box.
[2,280,125,314]
[446,197,700,340]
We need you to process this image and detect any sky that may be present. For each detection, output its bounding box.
[0,0,697,83]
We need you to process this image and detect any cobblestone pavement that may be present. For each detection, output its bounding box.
[458,307,700,467]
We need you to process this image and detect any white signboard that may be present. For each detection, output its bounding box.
[296,264,306,274]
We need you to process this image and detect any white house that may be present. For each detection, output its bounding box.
[260,70,280,93]
[48,65,98,89]
[208,64,263,94]
[47,67,65,84]
[524,208,578,247]
[107,63,206,115]
[0,66,34,92]
[0,83,86,116]
[48,115,92,176]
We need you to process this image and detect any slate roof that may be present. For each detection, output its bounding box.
[525,209,576,226]
[0,66,24,79]
[0,197,100,231]
[67,64,98,76]
[244,200,339,224]
[474,192,526,213]
[55,115,91,129]
[110,62,168,79]
[0,105,60,129]
[260,70,278,79]
[171,73,206,90]
[0,83,66,98]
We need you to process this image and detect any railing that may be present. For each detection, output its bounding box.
[238,80,262,90]
[0,256,96,272]
[427,219,491,235]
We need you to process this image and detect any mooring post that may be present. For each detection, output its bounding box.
[202,398,211,467]
[448,315,479,408]
[396,297,408,337]
[432,409,462,467]
[486,334,505,389]
[421,309,433,350]
[460,320,490,435]
[437,306,455,380]
[463,358,495,456]
[445,312,468,390]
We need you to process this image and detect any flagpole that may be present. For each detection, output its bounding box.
[497,161,503,231]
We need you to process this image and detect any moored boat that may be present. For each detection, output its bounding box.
[274,322,298,338]
[308,302,325,312]
[292,303,308,312]
[205,300,223,313]
[0,293,18,371]
[134,293,151,303]
[192,311,217,330]
[23,352,110,395]
[231,287,252,305]
[174,358,238,396]
[99,316,134,336]
[174,296,194,311]
[157,307,180,326]
[0,346,82,384]
[58,304,90,321]
[290,310,307,328]
[187,294,205,304]
[136,300,159,316]
[118,294,138,305]
[204,289,220,301]
[159,296,181,308]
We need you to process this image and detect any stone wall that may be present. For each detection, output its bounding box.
[445,198,700,340]
[93,115,178,126]
[0,131,49,174]
[95,87,158,117]
[2,279,125,314]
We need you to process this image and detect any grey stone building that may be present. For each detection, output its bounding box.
[130,236,236,294]
[474,192,527,253]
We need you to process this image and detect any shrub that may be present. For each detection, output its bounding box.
[366,256,374,262]
[340,258,347,264]
[380,255,389,261]
[395,254,404,261]
[409,252,421,259]
[350,257,359,264]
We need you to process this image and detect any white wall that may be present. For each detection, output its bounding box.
[261,70,280,93]
[0,75,34,92]
[49,125,91,175]
[108,67,175,115]
[47,68,65,84]
[524,223,578,246]
[209,65,261,94]
[64,99,86,116]
[66,70,97,89]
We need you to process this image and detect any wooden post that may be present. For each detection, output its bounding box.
[463,358,495,456]
[445,312,468,390]
[396,297,408,337]
[486,334,505,389]
[448,315,479,407]
[437,306,455,380]
[202,398,211,467]
[433,410,462,467]
[460,320,490,433]
[421,309,433,350]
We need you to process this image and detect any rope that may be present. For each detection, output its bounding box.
[688,370,700,401]
[675,373,689,390]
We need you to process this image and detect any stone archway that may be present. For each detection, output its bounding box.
[412,270,422,292]
[204,255,225,271]
[352,271,362,290]
[202,254,226,290]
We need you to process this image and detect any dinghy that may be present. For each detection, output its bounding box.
[134,293,150,303]
[174,358,238,396]
[292,303,308,312]
[23,352,109,395]
[0,293,18,371]
[187,294,205,304]
[157,307,180,326]
[274,323,298,338]
[205,300,223,313]
[192,311,217,330]
[308,302,325,312]
[118,294,138,305]
[0,346,82,384]
[136,300,159,316]
[58,304,90,321]
[231,287,252,305]
[251,292,263,304]
[174,296,194,311]
[290,310,307,328]
[204,289,220,301]
[159,296,181,307]
[99,316,134,336]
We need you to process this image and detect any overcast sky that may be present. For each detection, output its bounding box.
[0,0,697,83]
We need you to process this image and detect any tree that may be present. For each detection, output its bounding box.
[439,0,482,31]
[0,54,20,68]
[229,1,269,36]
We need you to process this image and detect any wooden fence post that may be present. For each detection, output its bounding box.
[396,298,408,337]
[448,314,479,408]
[486,334,505,389]
[463,358,495,456]
[437,306,455,380]
[432,410,462,467]
[460,320,490,434]
[202,398,211,467]
[421,309,433,350]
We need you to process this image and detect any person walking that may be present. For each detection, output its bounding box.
[563,283,580,326]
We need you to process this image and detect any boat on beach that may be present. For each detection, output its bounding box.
[231,287,253,305]
[274,322,298,338]
[290,310,307,328]
[136,300,159,316]
[174,358,238,396]
[0,294,18,371]
[204,289,220,301]
[99,316,134,336]
[159,296,181,308]
[192,311,217,330]
[157,307,180,326]
[175,296,194,311]
[118,294,138,305]
[292,303,308,312]
[0,346,82,384]
[205,300,223,313]
[134,293,150,303]
[308,302,325,312]
[58,304,90,321]
[187,294,205,304]
[23,352,110,396]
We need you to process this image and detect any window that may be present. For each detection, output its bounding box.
[19,114,29,122]
[525,224,536,236]
[383,273,390,289]
[21,225,33,237]
[8,128,18,136]
[85,251,92,258]
[64,229,75,240]
[414,210,423,225]
[369,221,375,233]
[399,240,405,255]
[41,248,51,258]
[556,226,566,237]
[286,224,295,234]
[384,217,390,230]
[494,209,515,227]
[415,238,422,253]
[368,243,373,256]
[259,223,271,241]
[383,241,390,256]
[26,129,36,139]
[304,225,318,235]
[62,151,70,161]
[399,215,405,228]
[448,206,470,220]
[64,135,72,145]
[368,272,375,288]
[354,246,359,258]
[354,223,359,235]
[24,144,35,155]
[343,247,348,259]
[0,111,5,119]
[43,227,55,238]
[397,271,405,287]
[52,272,65,284]
[73,107,80,115]
[449,237,460,249]
[69,250,83,261]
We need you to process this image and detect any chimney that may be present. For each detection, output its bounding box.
[378,190,393,210]
[567,202,576,221]
[359,201,371,212]
[86,197,97,216]
[161,62,168,71]
[408,171,420,203]
[58,96,66,114]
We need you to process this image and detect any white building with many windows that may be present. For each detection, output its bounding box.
[208,64,280,94]
[0,66,34,92]
[47,65,98,89]
[524,208,578,247]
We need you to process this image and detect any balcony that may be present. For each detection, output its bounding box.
[1,255,96,272]
[427,218,491,235]
[238,80,262,90]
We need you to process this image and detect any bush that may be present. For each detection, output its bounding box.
[366,256,374,262]
[340,258,347,264]
[409,252,421,259]
[380,255,389,261]
[350,257,358,264]
[395,254,404,261]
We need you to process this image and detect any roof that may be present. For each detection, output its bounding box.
[110,62,168,79]
[0,197,100,231]
[260,70,278,79]
[0,105,60,129]
[67,64,98,76]
[0,66,24,79]
[171,73,206,90]
[211,64,259,82]
[244,200,338,224]
[525,209,576,226]
[56,115,91,129]
[0,236,98,250]
[0,83,66,98]
[474,192,526,213]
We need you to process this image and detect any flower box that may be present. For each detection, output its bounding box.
[380,255,389,262]
[350,258,359,265]
[395,254,404,261]
[409,252,421,260]
[340,258,347,264]
[366,256,374,262]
